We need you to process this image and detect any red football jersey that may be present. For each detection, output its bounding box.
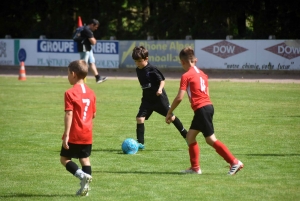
[64,83,96,144]
[180,66,212,111]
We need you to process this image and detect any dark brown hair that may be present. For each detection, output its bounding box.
[68,60,88,79]
[132,46,149,60]
[88,19,99,26]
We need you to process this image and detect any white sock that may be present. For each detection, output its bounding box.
[74,169,85,180]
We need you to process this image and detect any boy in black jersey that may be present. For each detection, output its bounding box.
[132,46,187,149]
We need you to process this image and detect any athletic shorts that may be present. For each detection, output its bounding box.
[60,143,92,159]
[88,49,95,63]
[79,51,90,64]
[190,104,214,137]
[136,96,172,120]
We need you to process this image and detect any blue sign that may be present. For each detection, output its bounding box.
[37,40,119,54]
[18,48,26,62]
[37,40,75,53]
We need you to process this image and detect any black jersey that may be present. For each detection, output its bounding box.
[136,63,167,101]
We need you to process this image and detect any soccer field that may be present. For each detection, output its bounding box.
[0,77,299,201]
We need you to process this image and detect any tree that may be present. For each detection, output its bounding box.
[0,0,299,39]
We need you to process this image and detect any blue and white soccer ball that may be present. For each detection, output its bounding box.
[121,138,139,154]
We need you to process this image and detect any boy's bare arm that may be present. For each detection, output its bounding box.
[166,89,185,124]
[156,80,165,96]
[63,110,73,149]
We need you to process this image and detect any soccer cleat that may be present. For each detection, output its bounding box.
[76,173,92,196]
[228,160,244,175]
[96,76,108,83]
[138,143,145,150]
[181,167,202,174]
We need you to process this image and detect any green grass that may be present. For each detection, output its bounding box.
[0,77,299,201]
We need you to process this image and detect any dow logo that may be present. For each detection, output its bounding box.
[265,42,300,59]
[201,40,248,59]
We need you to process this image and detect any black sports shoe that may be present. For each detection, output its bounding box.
[96,76,107,83]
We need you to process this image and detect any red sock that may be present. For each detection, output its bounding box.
[213,140,236,165]
[189,142,200,170]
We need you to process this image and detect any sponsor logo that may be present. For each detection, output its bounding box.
[92,41,119,54]
[38,40,75,53]
[0,41,13,65]
[201,40,248,59]
[265,42,300,59]
[0,41,7,57]
[18,48,26,62]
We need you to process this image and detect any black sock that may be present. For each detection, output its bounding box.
[82,166,92,175]
[136,123,145,144]
[172,117,187,138]
[66,161,79,175]
[95,75,100,80]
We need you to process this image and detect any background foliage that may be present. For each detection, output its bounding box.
[1,0,300,40]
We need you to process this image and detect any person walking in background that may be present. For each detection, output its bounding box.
[166,47,243,175]
[132,46,188,150]
[60,60,96,196]
[76,19,107,83]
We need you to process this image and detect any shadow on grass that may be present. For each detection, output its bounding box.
[239,153,300,157]
[93,170,192,175]
[93,170,221,176]
[269,115,300,118]
[92,149,184,153]
[92,149,124,152]
[0,193,73,198]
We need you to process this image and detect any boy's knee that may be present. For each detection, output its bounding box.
[136,117,144,124]
[60,157,70,167]
[171,115,176,122]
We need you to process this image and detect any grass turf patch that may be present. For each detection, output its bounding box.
[0,77,299,201]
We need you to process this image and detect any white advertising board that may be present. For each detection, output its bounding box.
[1,39,299,70]
[195,40,300,70]
[0,39,119,68]
[0,40,14,65]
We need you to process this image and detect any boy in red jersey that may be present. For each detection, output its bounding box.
[166,47,243,175]
[60,60,96,196]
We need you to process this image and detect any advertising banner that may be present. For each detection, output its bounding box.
[119,40,194,68]
[195,40,300,70]
[256,40,300,70]
[0,39,15,65]
[1,39,299,70]
[0,39,119,68]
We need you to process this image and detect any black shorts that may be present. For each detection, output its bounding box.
[60,143,92,159]
[136,96,172,120]
[190,105,214,137]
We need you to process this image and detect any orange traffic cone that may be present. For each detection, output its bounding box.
[18,61,26,81]
[78,16,83,27]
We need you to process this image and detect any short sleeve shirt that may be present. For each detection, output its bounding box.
[136,63,166,101]
[77,26,94,52]
[64,84,96,144]
[180,66,212,111]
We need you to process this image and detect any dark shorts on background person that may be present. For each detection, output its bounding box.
[190,104,214,137]
[60,143,92,158]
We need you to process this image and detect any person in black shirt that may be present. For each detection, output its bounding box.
[76,19,107,83]
[132,46,187,150]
